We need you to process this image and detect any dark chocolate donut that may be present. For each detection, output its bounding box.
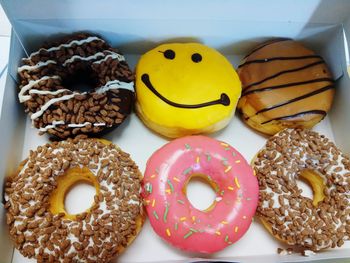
[17,33,134,139]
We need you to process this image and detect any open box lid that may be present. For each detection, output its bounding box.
[1,0,350,55]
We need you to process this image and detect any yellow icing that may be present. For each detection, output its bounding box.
[136,43,241,138]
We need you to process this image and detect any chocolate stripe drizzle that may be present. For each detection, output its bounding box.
[238,55,322,68]
[253,84,334,116]
[242,60,325,92]
[243,38,291,59]
[242,77,334,97]
[141,74,230,108]
[261,110,327,124]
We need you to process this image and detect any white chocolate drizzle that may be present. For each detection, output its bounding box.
[18,60,56,72]
[18,75,61,102]
[39,120,65,132]
[63,50,125,66]
[93,51,125,64]
[25,36,104,60]
[95,80,134,93]
[39,121,106,131]
[29,88,71,96]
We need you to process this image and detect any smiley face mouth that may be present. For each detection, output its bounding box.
[141,74,230,109]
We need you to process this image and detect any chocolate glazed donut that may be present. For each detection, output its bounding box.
[17,33,134,139]
[237,38,334,135]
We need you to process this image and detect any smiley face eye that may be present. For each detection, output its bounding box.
[191,53,202,63]
[163,49,175,60]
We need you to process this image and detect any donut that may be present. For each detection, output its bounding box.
[4,137,144,262]
[18,33,134,139]
[237,38,334,135]
[253,128,350,251]
[142,136,258,253]
[135,43,241,138]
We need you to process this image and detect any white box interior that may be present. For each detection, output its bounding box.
[0,0,350,262]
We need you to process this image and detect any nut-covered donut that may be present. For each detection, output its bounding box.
[253,128,350,251]
[18,33,134,139]
[4,137,144,262]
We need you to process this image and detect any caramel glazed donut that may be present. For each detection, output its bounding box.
[18,33,134,139]
[4,137,144,262]
[254,128,350,251]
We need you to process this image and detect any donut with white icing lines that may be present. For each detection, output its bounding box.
[18,33,134,139]
[4,137,144,262]
[254,128,350,251]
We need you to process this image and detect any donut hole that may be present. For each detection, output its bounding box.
[49,167,100,220]
[62,68,97,93]
[297,169,326,206]
[65,181,96,215]
[185,175,217,211]
[296,176,314,200]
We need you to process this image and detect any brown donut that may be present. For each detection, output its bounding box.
[237,39,334,135]
[253,128,350,251]
[4,137,144,262]
[17,33,134,139]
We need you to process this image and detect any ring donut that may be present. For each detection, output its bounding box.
[4,137,144,262]
[18,33,134,139]
[253,128,350,251]
[142,136,258,253]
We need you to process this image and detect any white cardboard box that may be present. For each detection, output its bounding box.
[0,0,350,262]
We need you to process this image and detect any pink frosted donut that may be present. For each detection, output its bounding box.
[142,136,259,253]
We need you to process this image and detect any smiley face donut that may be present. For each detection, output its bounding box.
[135,43,241,138]
[142,136,258,253]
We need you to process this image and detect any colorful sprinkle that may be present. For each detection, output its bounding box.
[196,156,200,163]
[177,199,185,205]
[192,216,196,222]
[165,189,171,194]
[235,226,239,233]
[189,228,198,233]
[224,147,230,151]
[184,231,193,239]
[215,231,221,236]
[206,153,211,161]
[145,182,153,193]
[153,211,159,220]
[253,169,257,176]
[232,151,236,157]
[235,160,241,164]
[224,166,232,173]
[144,199,150,205]
[167,179,174,193]
[166,228,171,236]
[185,143,191,149]
[234,177,241,188]
[180,217,187,222]
[163,204,169,223]
[173,176,180,182]
[150,174,156,179]
[227,186,234,191]
[221,142,229,147]
[152,199,156,207]
[221,221,228,225]
[246,197,252,201]
[215,197,222,202]
[183,167,192,175]
[175,222,178,231]
[222,160,229,166]
[225,234,229,242]
[243,216,247,219]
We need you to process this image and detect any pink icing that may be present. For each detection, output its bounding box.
[142,136,259,253]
